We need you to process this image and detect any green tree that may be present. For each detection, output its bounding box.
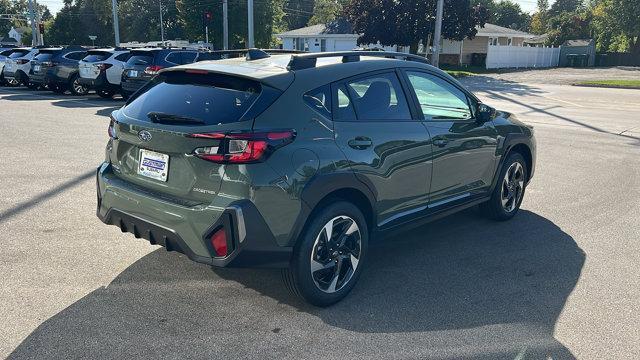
[308,0,349,26]
[549,0,583,15]
[492,1,530,31]
[176,0,285,49]
[345,0,489,53]
[609,0,640,53]
[546,10,591,46]
[284,0,314,30]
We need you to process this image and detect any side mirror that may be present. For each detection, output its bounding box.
[477,103,495,123]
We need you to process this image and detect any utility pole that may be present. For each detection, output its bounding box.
[35,0,43,45]
[27,0,37,46]
[223,0,229,50]
[247,0,254,48]
[431,0,444,67]
[111,0,121,46]
[159,0,164,42]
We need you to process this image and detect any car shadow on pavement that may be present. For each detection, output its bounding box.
[8,209,584,359]
[458,75,546,97]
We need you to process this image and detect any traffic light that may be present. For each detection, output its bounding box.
[38,23,44,34]
[202,11,213,28]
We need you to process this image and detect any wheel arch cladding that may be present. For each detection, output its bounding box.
[290,174,376,247]
[508,143,532,181]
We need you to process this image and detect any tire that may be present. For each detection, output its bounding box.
[97,89,115,99]
[69,74,88,96]
[283,200,368,307]
[480,152,528,221]
[6,77,19,86]
[18,72,29,86]
[51,84,66,94]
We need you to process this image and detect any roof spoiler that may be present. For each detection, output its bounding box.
[286,51,429,71]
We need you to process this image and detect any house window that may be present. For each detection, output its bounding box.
[507,37,513,46]
[488,37,498,46]
[320,39,327,52]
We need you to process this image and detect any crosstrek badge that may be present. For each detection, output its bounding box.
[138,149,169,182]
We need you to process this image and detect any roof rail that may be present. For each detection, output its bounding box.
[286,51,428,71]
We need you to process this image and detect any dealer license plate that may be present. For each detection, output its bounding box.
[138,149,169,182]
[128,70,138,77]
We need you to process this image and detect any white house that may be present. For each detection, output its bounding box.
[435,23,535,65]
[278,21,534,67]
[8,27,24,45]
[276,20,409,53]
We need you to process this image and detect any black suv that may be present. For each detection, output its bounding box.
[97,51,536,306]
[120,48,204,98]
[29,46,88,94]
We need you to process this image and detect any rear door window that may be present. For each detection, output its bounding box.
[82,51,112,62]
[342,72,412,121]
[122,72,263,125]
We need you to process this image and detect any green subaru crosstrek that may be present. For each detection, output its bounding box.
[97,50,535,306]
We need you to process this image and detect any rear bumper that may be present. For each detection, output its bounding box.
[79,72,117,90]
[121,77,151,94]
[96,163,292,268]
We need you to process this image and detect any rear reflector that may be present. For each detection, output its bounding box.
[210,228,228,257]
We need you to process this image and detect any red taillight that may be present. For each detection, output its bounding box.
[210,228,228,257]
[108,117,117,139]
[97,63,112,71]
[144,65,163,75]
[190,130,295,164]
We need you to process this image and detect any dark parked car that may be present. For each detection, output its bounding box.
[97,50,536,306]
[120,48,203,98]
[29,46,88,94]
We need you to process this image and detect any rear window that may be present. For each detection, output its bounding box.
[82,51,112,62]
[126,52,155,66]
[8,50,30,58]
[122,72,262,125]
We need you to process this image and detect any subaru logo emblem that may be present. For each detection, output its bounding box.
[138,130,152,142]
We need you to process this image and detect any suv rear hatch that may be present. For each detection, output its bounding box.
[109,70,284,204]
[79,50,113,79]
[30,49,60,78]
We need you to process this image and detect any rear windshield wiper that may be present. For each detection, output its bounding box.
[147,112,205,124]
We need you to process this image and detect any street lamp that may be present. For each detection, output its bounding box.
[89,35,97,47]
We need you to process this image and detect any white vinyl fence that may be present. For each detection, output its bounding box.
[486,45,561,69]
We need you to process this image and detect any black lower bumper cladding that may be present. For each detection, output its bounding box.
[96,174,292,268]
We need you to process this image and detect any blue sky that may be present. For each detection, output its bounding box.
[41,0,541,17]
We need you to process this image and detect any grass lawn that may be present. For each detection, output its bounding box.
[576,80,640,89]
[440,65,496,78]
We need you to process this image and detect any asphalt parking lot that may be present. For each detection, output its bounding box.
[1,80,639,359]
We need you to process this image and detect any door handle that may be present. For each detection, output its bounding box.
[348,137,373,150]
[433,138,449,147]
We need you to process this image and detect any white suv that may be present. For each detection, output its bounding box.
[2,47,37,87]
[78,48,130,98]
